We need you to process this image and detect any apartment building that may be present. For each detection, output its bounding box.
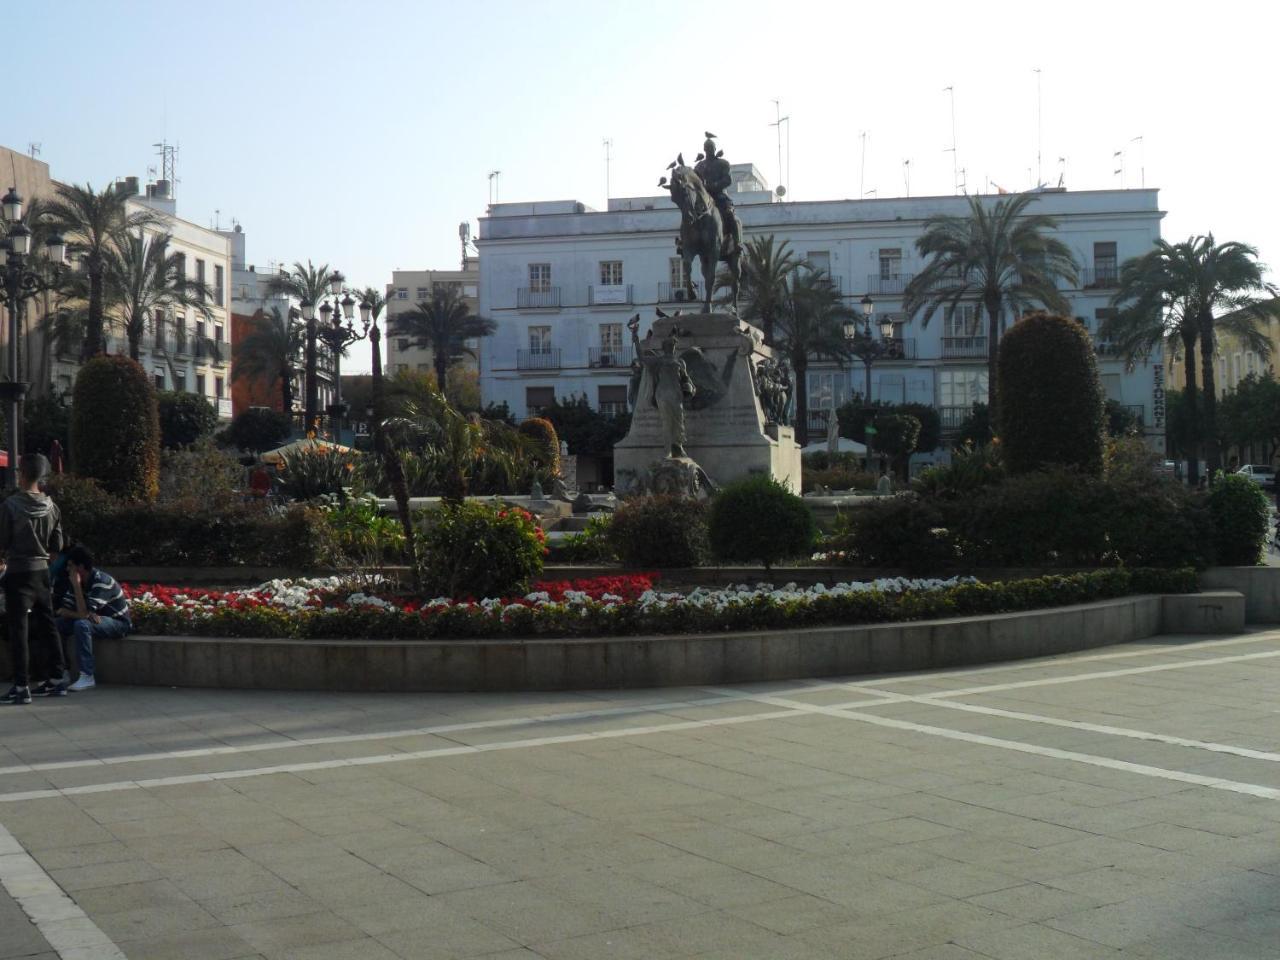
[1167,300,1280,399]
[476,170,1168,459]
[384,257,480,380]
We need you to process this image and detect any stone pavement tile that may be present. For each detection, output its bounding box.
[253,851,384,886]
[621,856,800,909]
[900,862,1025,899]
[777,824,902,859]
[719,894,857,936]
[1113,822,1225,852]
[534,926,689,960]
[858,816,961,845]
[953,921,1122,959]
[373,913,524,959]
[887,947,1001,960]
[47,857,163,892]
[966,881,1108,922]
[0,889,55,960]
[92,898,224,943]
[113,925,257,960]
[759,862,948,914]
[798,899,1022,959]
[529,867,712,926]
[429,880,625,944]
[386,856,513,896]
[273,937,404,960]
[71,878,195,916]
[199,887,324,926]
[590,909,798,958]
[1124,926,1280,959]
[292,874,427,910]
[29,839,134,870]
[1040,866,1174,905]
[1201,907,1280,945]
[231,911,368,954]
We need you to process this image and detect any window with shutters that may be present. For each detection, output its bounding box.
[526,386,555,416]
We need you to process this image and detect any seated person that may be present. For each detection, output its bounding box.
[55,545,130,692]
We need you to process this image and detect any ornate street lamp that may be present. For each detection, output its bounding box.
[314,275,370,437]
[1,189,71,488]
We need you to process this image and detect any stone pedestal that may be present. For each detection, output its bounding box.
[615,312,801,494]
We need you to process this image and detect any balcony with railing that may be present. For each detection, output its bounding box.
[589,346,634,369]
[866,273,913,296]
[517,348,562,370]
[879,338,917,361]
[1082,264,1119,289]
[194,338,225,364]
[939,406,975,430]
[941,336,988,359]
[588,284,633,306]
[516,286,562,309]
[657,281,703,304]
[1122,403,1145,427]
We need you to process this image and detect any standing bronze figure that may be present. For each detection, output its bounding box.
[658,133,743,315]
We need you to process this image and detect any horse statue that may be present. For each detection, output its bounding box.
[659,156,742,315]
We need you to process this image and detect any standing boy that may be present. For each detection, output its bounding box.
[1,455,66,705]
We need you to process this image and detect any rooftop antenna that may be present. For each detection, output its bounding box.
[957,167,967,194]
[27,143,40,159]
[769,99,789,196]
[1033,68,1042,187]
[859,131,868,199]
[213,209,221,230]
[863,188,877,198]
[603,138,612,202]
[487,170,501,206]
[152,139,179,194]
[1113,149,1125,188]
[458,221,472,267]
[1057,156,1067,188]
[1131,135,1145,188]
[943,86,959,194]
[903,159,911,198]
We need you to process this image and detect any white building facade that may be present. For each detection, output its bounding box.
[476,177,1167,462]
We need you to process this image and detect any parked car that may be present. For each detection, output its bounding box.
[1236,464,1277,491]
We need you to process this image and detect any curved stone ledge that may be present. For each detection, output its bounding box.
[71,592,1244,693]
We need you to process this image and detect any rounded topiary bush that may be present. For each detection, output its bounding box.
[219,408,292,453]
[1208,473,1271,565]
[709,475,815,570]
[70,355,161,501]
[157,391,218,449]
[608,495,710,568]
[518,417,560,475]
[417,500,546,599]
[997,311,1105,476]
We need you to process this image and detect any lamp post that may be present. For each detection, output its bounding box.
[1,188,69,488]
[844,293,897,467]
[314,279,368,440]
[297,271,351,434]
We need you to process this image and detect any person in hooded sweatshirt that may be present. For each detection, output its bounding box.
[1,454,67,705]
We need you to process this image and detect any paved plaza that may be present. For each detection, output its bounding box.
[3,628,1280,959]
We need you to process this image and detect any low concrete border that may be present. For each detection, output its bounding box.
[1200,567,1280,623]
[69,592,1247,694]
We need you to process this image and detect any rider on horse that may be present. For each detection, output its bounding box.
[694,134,742,250]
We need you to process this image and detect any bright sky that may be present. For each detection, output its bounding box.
[8,0,1278,373]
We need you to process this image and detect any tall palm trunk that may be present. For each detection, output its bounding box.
[128,330,142,361]
[434,349,449,400]
[1180,326,1200,487]
[984,294,1002,425]
[279,365,293,414]
[371,326,418,586]
[82,260,105,359]
[793,356,810,446]
[1199,309,1221,479]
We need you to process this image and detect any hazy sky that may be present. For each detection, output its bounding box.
[7,0,1277,372]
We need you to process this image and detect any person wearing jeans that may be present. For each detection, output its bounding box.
[1,454,66,705]
[55,545,130,691]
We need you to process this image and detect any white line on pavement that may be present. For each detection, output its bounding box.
[0,707,805,804]
[0,823,126,960]
[723,690,1280,802]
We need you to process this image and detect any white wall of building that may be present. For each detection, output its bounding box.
[476,184,1167,457]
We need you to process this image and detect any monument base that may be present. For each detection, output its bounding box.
[614,312,801,495]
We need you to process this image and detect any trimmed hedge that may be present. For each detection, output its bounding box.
[997,312,1105,476]
[709,475,815,570]
[130,567,1198,641]
[416,501,546,599]
[157,391,218,449]
[609,495,710,568]
[1209,473,1271,565]
[70,355,161,500]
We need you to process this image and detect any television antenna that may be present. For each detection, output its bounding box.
[152,139,179,192]
[458,221,473,266]
[27,143,40,159]
[902,159,911,197]
[487,170,501,205]
[859,131,869,200]
[603,138,613,200]
[1033,68,1043,187]
[943,86,960,193]
[1131,135,1145,188]
[769,99,790,197]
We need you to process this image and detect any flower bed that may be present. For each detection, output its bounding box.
[125,567,1197,642]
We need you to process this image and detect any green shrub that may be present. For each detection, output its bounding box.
[157,391,218,449]
[826,496,957,574]
[958,468,1112,566]
[609,495,710,568]
[912,444,1006,499]
[70,355,161,501]
[417,501,546,599]
[549,514,617,563]
[219,408,292,452]
[320,493,407,567]
[23,393,68,456]
[518,417,561,475]
[997,312,1105,476]
[709,476,815,570]
[871,413,921,478]
[158,440,242,509]
[278,445,360,501]
[44,474,120,543]
[955,403,993,448]
[803,466,877,493]
[1208,473,1270,565]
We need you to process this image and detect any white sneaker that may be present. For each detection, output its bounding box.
[68,675,95,692]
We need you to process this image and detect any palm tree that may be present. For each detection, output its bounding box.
[232,306,304,413]
[389,285,496,398]
[1107,236,1276,480]
[357,286,416,576]
[774,270,856,446]
[265,260,335,430]
[43,183,159,359]
[903,193,1078,417]
[717,235,799,346]
[105,230,212,361]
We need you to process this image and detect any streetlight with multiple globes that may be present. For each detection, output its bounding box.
[296,271,351,433]
[0,187,70,489]
[315,285,368,437]
[843,293,897,409]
